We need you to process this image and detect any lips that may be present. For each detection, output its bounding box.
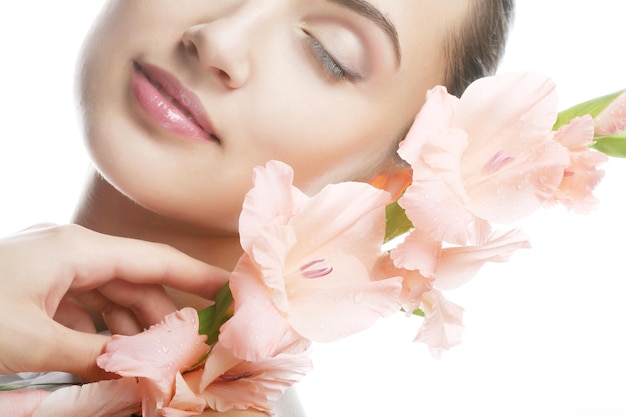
[131,61,220,143]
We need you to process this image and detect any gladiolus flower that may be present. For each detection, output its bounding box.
[97,308,209,417]
[397,72,570,247]
[219,160,403,361]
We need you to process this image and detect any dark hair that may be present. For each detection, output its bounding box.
[444,0,515,97]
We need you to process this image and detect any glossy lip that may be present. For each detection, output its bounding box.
[131,61,220,143]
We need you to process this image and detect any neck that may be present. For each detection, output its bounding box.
[71,169,244,308]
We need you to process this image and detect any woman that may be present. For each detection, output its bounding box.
[0,1,516,415]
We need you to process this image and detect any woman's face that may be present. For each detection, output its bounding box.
[78,0,465,233]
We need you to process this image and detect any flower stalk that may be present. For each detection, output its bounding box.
[197,283,234,346]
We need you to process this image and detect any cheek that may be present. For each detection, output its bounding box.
[239,83,401,191]
[255,116,395,194]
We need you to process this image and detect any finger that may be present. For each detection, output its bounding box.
[97,280,179,327]
[53,299,97,334]
[35,320,116,382]
[64,226,230,298]
[73,281,179,330]
[102,304,144,336]
[70,289,145,335]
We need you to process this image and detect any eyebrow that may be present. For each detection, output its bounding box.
[327,0,402,65]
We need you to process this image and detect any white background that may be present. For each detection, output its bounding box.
[0,2,624,417]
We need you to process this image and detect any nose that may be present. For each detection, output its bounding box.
[182,8,262,89]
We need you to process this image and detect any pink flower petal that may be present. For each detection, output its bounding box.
[197,350,312,413]
[372,253,433,314]
[162,373,206,417]
[287,181,390,267]
[553,116,608,213]
[390,226,441,276]
[221,255,310,362]
[97,308,209,416]
[287,255,402,342]
[399,127,490,245]
[397,85,459,167]
[239,160,307,254]
[435,229,530,291]
[465,138,568,222]
[595,91,626,136]
[457,72,558,154]
[414,289,464,358]
[198,343,246,391]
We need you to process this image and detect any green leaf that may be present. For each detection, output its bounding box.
[400,307,425,317]
[554,89,625,130]
[198,282,234,346]
[384,201,413,244]
[591,133,626,157]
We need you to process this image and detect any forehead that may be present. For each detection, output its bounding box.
[369,0,469,59]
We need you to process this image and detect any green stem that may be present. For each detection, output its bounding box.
[197,282,234,346]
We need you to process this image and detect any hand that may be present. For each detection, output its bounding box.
[0,224,229,381]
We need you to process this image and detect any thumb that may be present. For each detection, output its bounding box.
[38,322,115,382]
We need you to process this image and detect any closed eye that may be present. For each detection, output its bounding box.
[304,33,362,81]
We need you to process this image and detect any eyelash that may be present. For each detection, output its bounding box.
[304,35,360,81]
